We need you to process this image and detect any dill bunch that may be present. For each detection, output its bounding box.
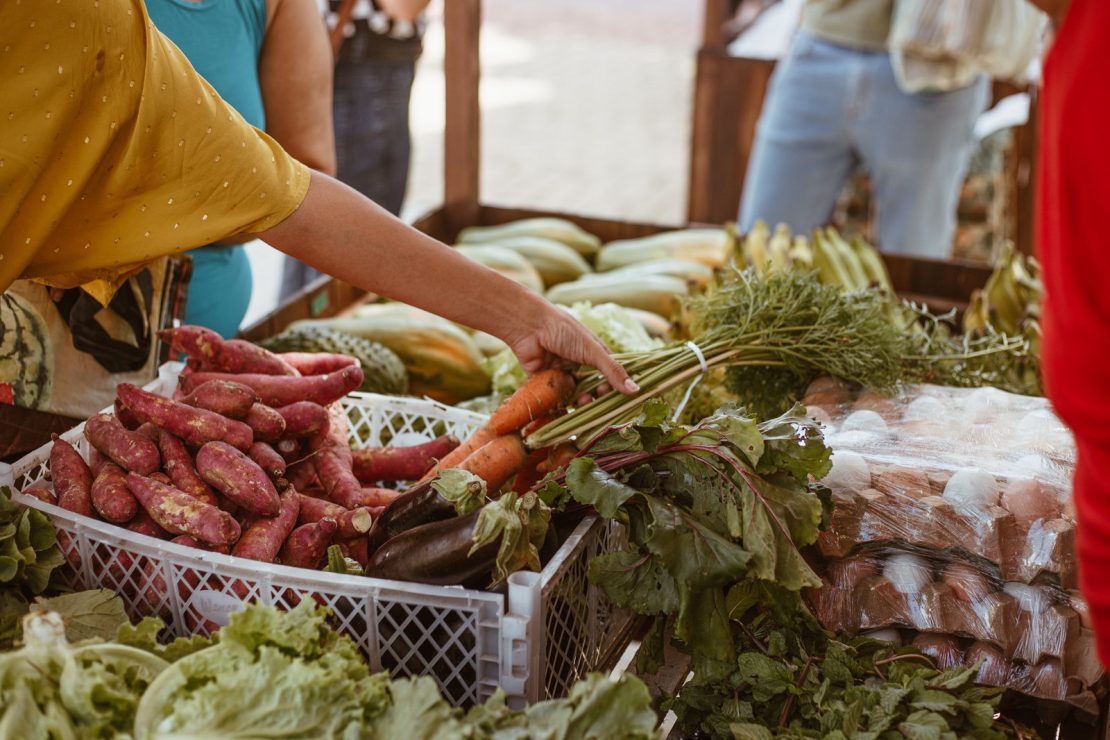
[527,269,904,448]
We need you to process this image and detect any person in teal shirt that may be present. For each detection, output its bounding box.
[146,0,336,337]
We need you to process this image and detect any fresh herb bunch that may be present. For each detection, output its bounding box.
[667,600,1036,740]
[542,401,831,676]
[528,269,903,448]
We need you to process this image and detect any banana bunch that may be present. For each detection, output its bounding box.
[963,243,1042,339]
[737,221,895,295]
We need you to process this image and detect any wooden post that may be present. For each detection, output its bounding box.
[443,0,482,235]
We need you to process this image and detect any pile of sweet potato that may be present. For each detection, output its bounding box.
[25,325,460,574]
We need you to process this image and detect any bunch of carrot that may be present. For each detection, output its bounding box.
[29,324,583,595]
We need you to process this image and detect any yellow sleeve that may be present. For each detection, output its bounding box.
[0,0,311,300]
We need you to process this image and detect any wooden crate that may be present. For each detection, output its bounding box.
[687,0,1039,257]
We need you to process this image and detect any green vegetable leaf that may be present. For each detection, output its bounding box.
[700,410,764,467]
[755,405,833,483]
[115,616,213,663]
[730,722,775,740]
[370,675,463,740]
[31,589,129,643]
[928,664,978,690]
[565,458,640,518]
[470,491,551,584]
[587,549,679,615]
[910,689,962,714]
[432,469,488,517]
[897,709,950,740]
[736,652,794,703]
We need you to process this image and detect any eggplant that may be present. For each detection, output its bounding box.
[367,510,500,586]
[364,480,456,557]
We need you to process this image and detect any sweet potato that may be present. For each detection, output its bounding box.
[307,403,363,508]
[182,379,259,419]
[158,430,220,507]
[91,462,139,523]
[276,438,301,463]
[286,460,319,492]
[117,384,253,451]
[296,494,373,538]
[21,486,57,505]
[49,435,94,517]
[355,487,406,507]
[279,518,337,569]
[231,488,301,563]
[180,365,364,408]
[278,352,358,376]
[89,448,110,476]
[243,403,286,443]
[150,472,172,485]
[313,448,366,509]
[127,508,170,539]
[196,441,281,516]
[136,422,161,441]
[275,402,330,439]
[160,326,297,376]
[127,473,241,545]
[84,413,161,475]
[248,442,287,483]
[339,537,369,569]
[113,399,142,431]
[352,435,460,482]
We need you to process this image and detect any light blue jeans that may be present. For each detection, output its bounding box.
[738,32,990,259]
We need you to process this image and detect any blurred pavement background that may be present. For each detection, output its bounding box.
[245,0,700,326]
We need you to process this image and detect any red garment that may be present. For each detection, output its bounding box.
[1038,0,1110,665]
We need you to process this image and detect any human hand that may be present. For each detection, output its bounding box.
[501,302,639,396]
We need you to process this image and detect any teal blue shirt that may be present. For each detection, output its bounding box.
[145,0,268,130]
[147,0,268,337]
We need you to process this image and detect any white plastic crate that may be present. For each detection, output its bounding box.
[1,363,632,707]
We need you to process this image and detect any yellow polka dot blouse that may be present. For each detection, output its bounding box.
[0,0,311,303]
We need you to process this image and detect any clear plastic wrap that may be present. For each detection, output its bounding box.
[808,381,1077,586]
[809,547,1099,701]
[803,380,1098,709]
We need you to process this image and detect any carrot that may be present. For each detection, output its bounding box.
[537,443,577,475]
[296,494,373,538]
[275,402,330,438]
[157,430,220,507]
[249,441,288,484]
[196,441,281,516]
[352,435,460,483]
[278,352,358,376]
[160,326,298,376]
[126,509,170,539]
[232,488,300,563]
[420,370,574,481]
[84,413,161,475]
[91,462,139,523]
[182,379,259,419]
[243,403,286,443]
[179,365,364,408]
[49,435,94,517]
[126,473,240,545]
[489,370,576,435]
[279,518,337,569]
[21,486,56,505]
[511,449,549,494]
[117,384,254,451]
[454,434,528,492]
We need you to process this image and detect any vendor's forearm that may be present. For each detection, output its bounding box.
[259,172,548,341]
